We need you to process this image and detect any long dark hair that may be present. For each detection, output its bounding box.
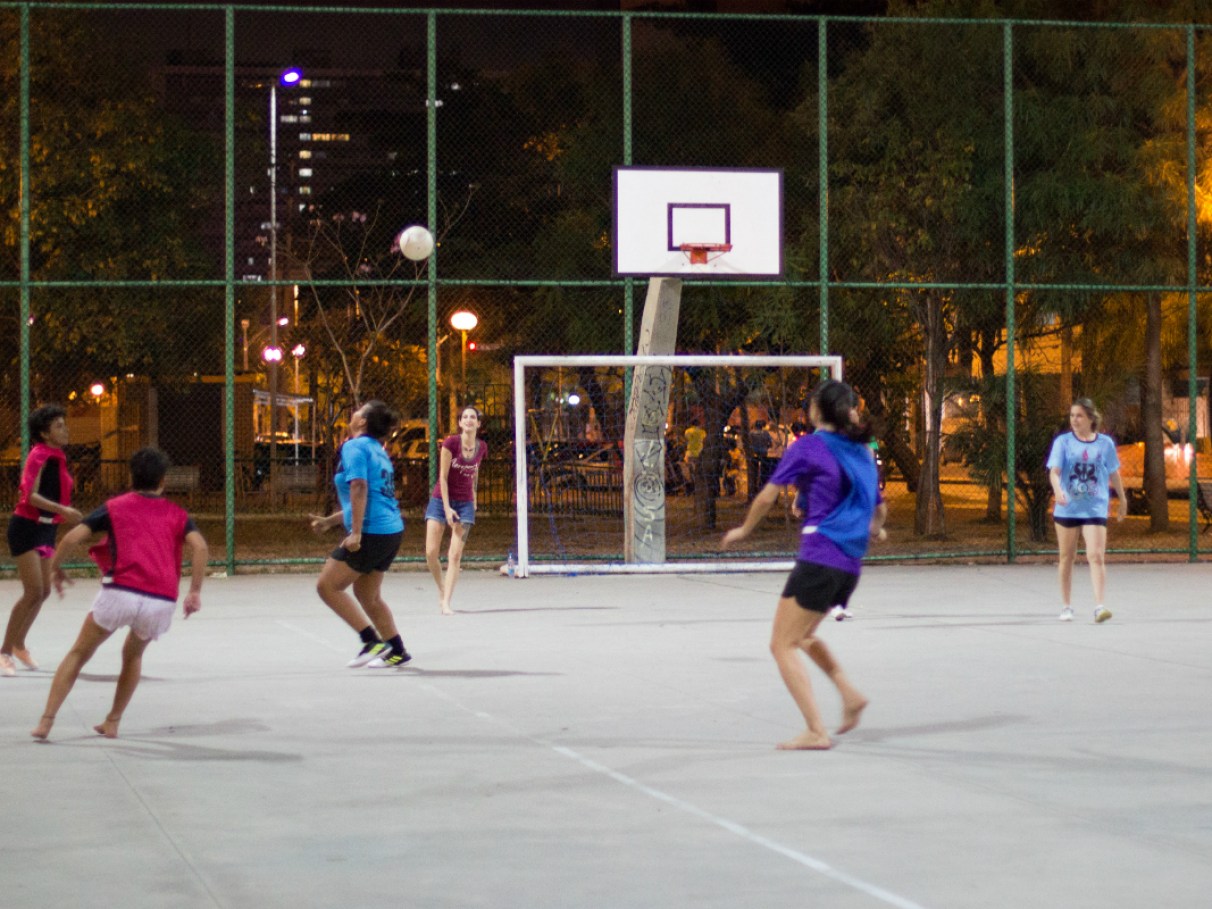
[811,380,872,444]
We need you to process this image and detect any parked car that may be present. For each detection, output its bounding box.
[534,442,624,494]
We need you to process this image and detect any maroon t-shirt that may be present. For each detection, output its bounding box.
[430,435,486,502]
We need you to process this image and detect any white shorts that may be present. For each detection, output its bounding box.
[90,587,176,641]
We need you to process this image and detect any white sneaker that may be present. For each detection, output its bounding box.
[831,606,853,622]
[1094,606,1113,624]
[1058,607,1074,622]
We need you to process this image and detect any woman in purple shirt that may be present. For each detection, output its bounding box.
[722,380,886,751]
[425,406,486,614]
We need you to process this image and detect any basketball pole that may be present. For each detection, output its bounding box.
[623,277,682,564]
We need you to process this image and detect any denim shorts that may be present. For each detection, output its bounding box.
[424,497,476,527]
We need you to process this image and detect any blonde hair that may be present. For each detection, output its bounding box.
[1071,398,1101,432]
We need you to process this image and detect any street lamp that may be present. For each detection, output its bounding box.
[291,343,306,394]
[268,66,303,498]
[449,310,478,392]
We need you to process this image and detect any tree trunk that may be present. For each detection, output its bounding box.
[1143,293,1168,531]
[865,393,919,493]
[979,331,1001,522]
[914,293,947,537]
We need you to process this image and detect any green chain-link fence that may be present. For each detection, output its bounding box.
[4,4,1212,572]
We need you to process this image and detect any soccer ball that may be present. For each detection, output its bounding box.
[398,225,434,261]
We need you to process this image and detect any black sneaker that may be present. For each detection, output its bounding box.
[366,647,412,669]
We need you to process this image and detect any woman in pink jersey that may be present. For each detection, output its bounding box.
[425,406,486,614]
[32,447,208,741]
[2,405,82,677]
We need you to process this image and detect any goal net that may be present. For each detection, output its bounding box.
[513,354,844,576]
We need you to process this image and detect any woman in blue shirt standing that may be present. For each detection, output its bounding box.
[310,400,411,668]
[1046,398,1126,624]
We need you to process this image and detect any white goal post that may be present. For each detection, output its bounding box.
[512,354,844,577]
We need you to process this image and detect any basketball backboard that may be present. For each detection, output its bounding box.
[613,166,783,278]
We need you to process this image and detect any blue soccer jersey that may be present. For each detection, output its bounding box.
[334,435,404,534]
[1046,432,1120,520]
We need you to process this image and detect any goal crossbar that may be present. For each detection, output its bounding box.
[512,354,843,577]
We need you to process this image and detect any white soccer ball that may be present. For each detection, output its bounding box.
[398,225,435,261]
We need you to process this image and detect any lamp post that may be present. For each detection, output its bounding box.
[240,318,250,371]
[268,67,302,500]
[449,310,478,393]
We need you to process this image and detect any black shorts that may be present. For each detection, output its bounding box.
[331,530,402,574]
[781,561,859,614]
[1054,516,1108,528]
[6,514,57,558]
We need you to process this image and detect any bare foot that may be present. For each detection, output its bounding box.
[439,603,454,615]
[836,697,869,735]
[31,715,54,740]
[93,718,120,739]
[776,731,833,751]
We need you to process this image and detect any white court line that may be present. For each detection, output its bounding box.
[421,683,930,909]
[273,620,929,908]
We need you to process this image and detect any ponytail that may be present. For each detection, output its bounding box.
[811,380,872,444]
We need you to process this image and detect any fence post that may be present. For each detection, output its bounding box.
[1187,25,1199,562]
[1003,21,1017,563]
[224,5,237,574]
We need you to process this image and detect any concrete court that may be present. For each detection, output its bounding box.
[1,562,1210,909]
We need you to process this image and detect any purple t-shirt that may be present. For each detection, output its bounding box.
[431,435,486,502]
[769,433,882,575]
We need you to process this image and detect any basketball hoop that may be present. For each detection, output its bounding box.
[679,242,732,265]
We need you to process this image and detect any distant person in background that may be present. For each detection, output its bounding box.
[311,400,410,668]
[3,405,82,678]
[31,447,207,741]
[683,419,706,494]
[748,420,774,495]
[425,406,487,614]
[1047,398,1126,624]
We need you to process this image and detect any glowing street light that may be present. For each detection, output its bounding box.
[449,310,478,390]
[268,66,303,498]
[291,343,307,394]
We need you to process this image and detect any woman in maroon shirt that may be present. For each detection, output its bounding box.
[3,405,82,676]
[424,406,486,614]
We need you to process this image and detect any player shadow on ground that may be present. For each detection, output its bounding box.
[843,713,1029,744]
[77,672,165,683]
[452,605,619,614]
[373,668,563,678]
[35,732,301,763]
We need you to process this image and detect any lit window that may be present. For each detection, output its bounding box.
[299,115,311,123]
[311,133,350,142]
[298,186,312,195]
[299,132,311,141]
[299,168,313,177]
[299,97,311,104]
[280,114,298,123]
[298,150,312,159]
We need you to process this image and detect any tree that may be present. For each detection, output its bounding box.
[0,11,220,418]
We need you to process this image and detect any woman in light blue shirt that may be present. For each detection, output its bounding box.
[1046,398,1126,624]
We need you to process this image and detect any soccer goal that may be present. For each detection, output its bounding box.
[513,354,843,577]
